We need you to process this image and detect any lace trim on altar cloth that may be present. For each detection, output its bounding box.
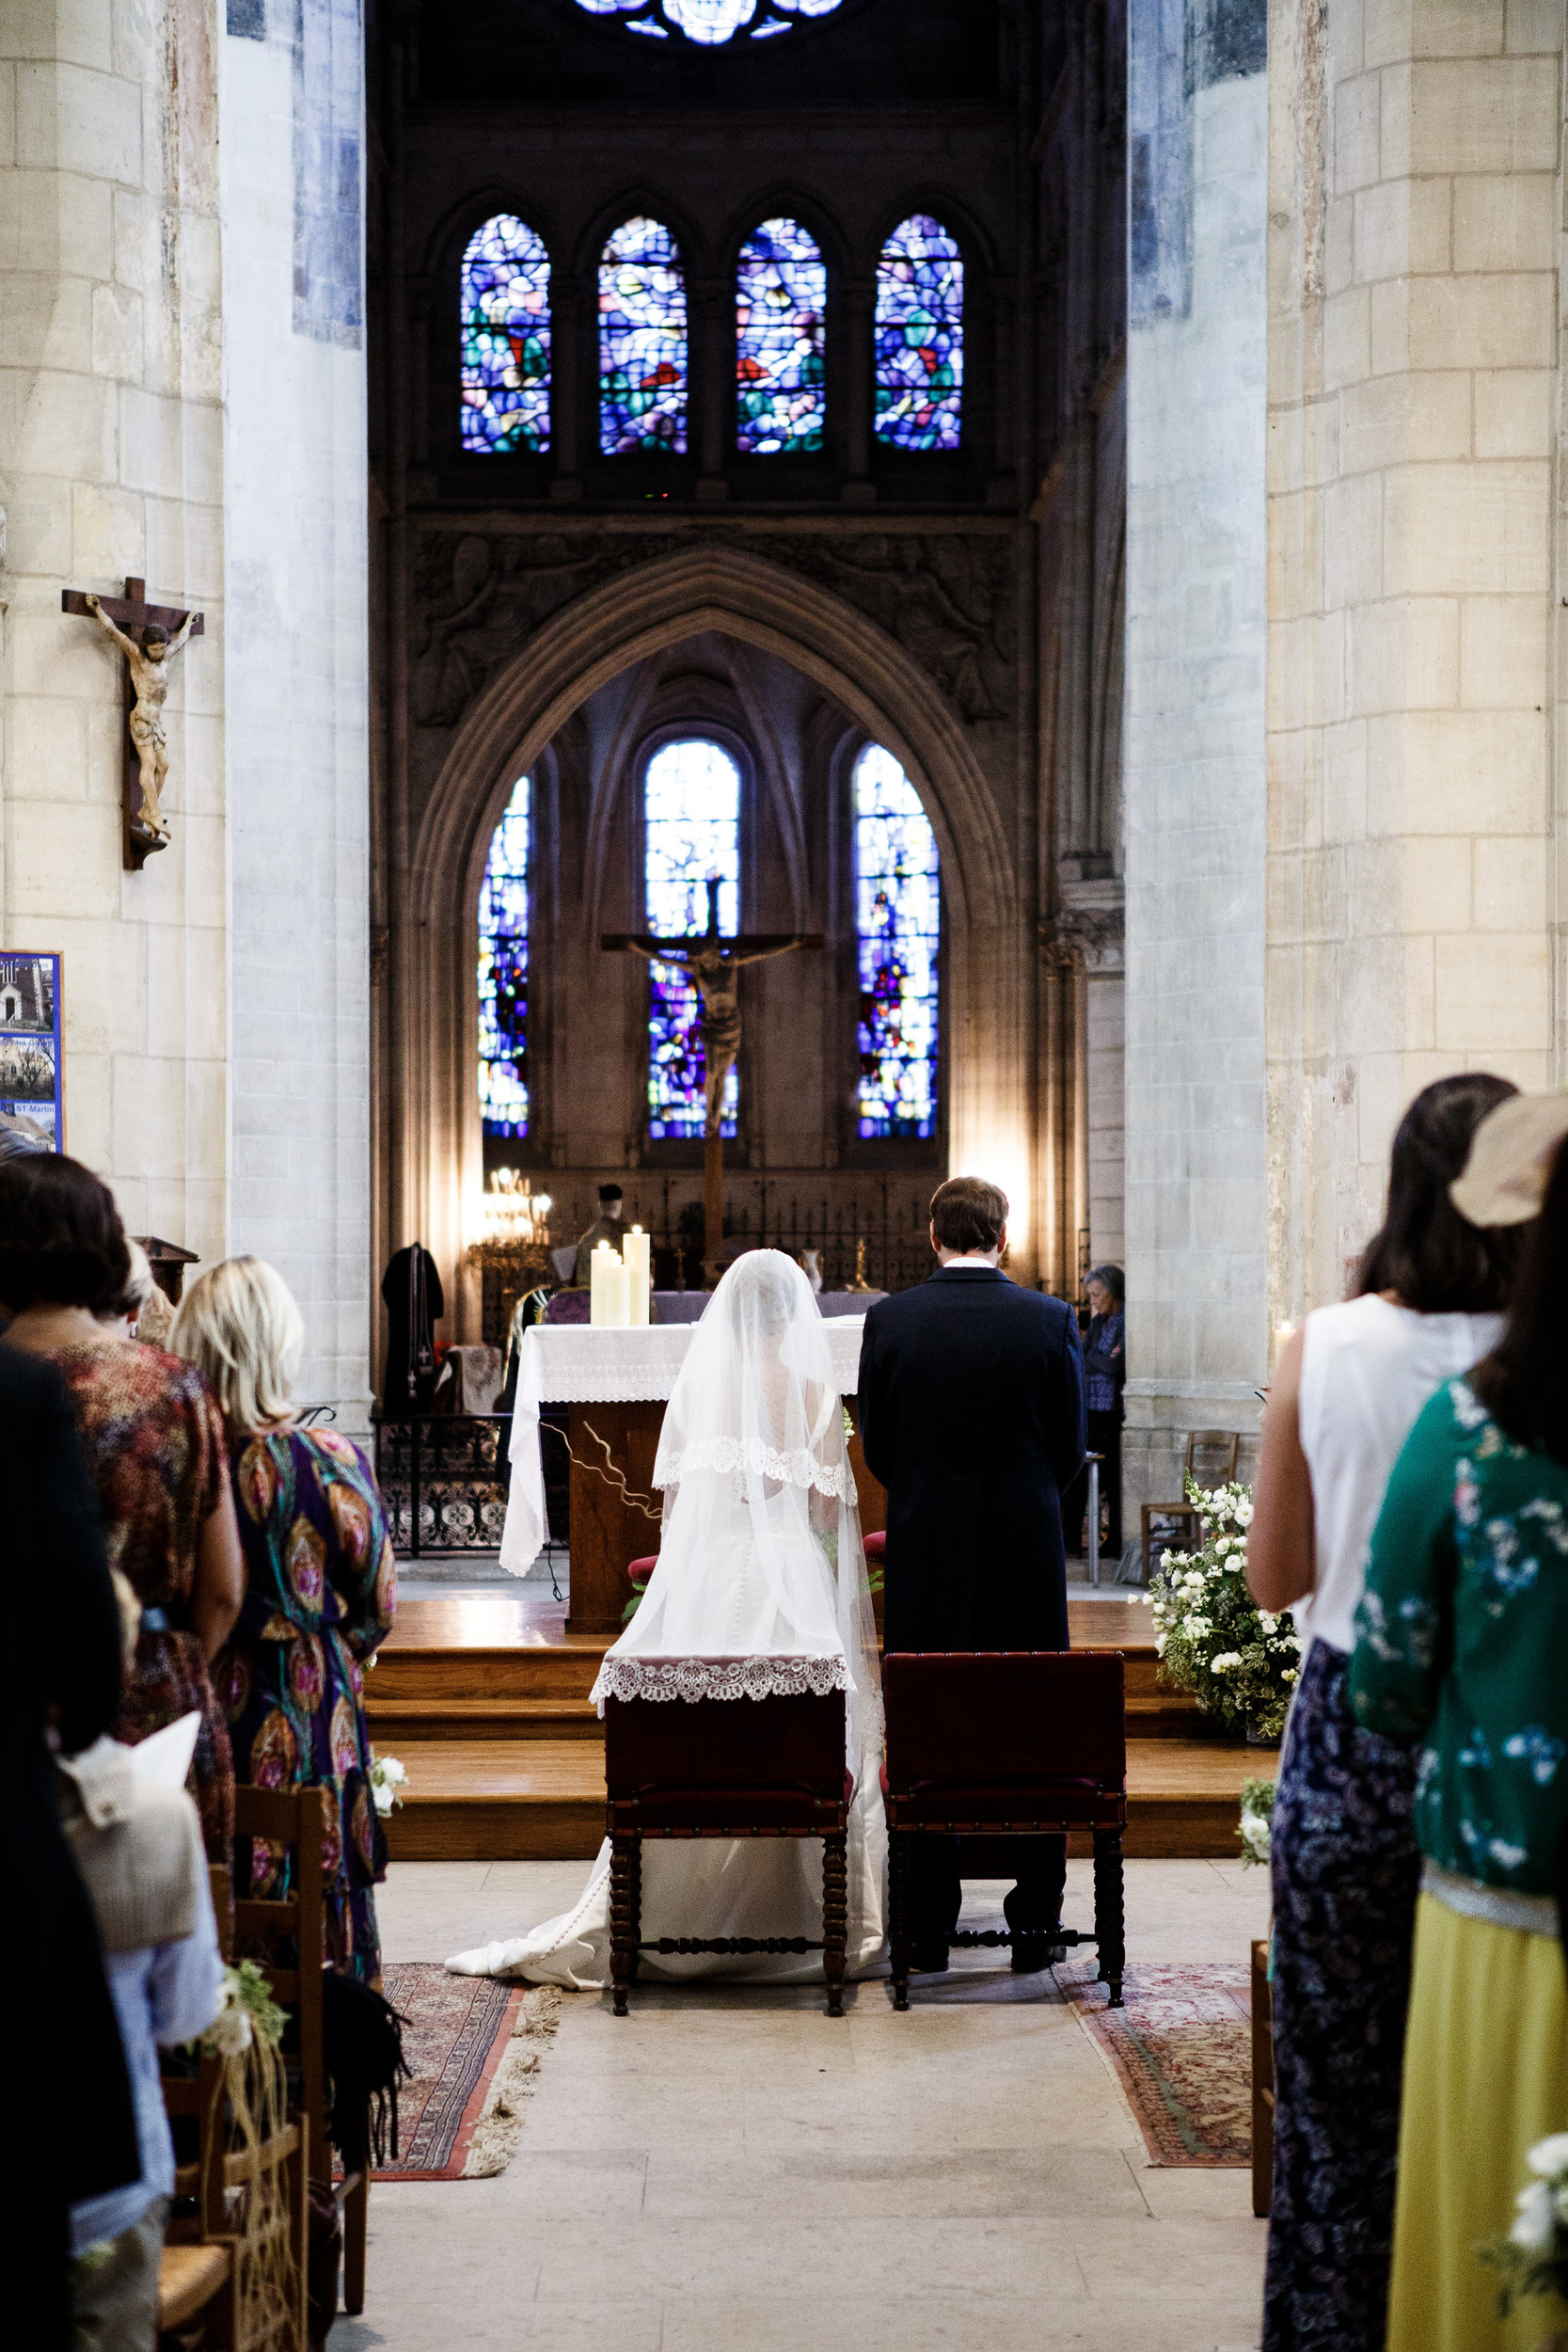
[591,1652,853,1708]
[652,1436,856,1500]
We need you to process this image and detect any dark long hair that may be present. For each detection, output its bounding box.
[0,1152,132,1317]
[1473,1138,1568,1462]
[1355,1073,1523,1312]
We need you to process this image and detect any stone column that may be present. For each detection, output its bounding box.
[0,0,227,1256]
[221,0,372,1426]
[1123,0,1271,1521]
[1267,0,1560,1327]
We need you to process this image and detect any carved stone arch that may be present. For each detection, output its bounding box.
[866,191,998,279]
[721,187,850,280]
[401,541,1030,1318]
[574,188,712,282]
[428,186,565,286]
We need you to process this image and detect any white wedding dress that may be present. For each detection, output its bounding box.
[447,1250,887,1987]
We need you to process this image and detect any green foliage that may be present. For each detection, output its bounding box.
[1143,1479,1301,1740]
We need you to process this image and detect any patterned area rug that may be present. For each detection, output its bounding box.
[377,1966,558,2181]
[1057,1959,1252,2166]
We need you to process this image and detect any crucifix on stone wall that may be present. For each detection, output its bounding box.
[603,876,824,1277]
[60,577,204,871]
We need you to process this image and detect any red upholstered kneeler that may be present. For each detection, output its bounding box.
[603,1687,852,2018]
[880,1651,1128,2010]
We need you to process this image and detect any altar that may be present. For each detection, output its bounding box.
[500,1318,884,1634]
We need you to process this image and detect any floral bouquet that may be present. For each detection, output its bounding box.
[1480,2133,1568,2331]
[370,1749,409,1817]
[1238,1775,1276,1866]
[1144,1478,1301,1741]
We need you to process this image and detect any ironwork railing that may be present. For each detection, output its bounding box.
[374,1413,513,1558]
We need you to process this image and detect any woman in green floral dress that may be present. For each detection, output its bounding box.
[1350,1092,1568,2352]
[175,1256,398,1985]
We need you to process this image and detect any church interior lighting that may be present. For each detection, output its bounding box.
[644,739,741,1140]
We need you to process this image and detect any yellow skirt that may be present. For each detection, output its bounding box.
[1388,1890,1568,2352]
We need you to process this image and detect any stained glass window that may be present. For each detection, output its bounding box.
[461,216,550,455]
[874,215,963,453]
[736,218,826,455]
[599,218,688,456]
[572,0,843,40]
[854,745,940,1138]
[479,775,530,1137]
[644,740,740,1140]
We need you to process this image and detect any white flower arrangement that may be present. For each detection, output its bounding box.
[1238,1776,1275,1867]
[201,1960,287,2058]
[370,1749,409,1816]
[1143,1477,1300,1741]
[1480,2134,1568,2317]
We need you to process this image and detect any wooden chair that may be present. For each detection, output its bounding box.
[160,2044,308,2352]
[1251,1936,1275,2218]
[1140,1429,1243,1580]
[604,1686,853,2018]
[232,1785,370,2320]
[881,1651,1128,2011]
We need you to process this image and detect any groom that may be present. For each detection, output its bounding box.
[856,1176,1086,1973]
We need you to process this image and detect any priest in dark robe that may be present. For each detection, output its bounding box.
[381,1244,444,1410]
[571,1183,625,1280]
[856,1175,1085,1974]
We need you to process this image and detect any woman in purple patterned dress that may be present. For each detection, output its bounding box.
[175,1256,399,1985]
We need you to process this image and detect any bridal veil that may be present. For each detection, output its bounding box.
[447,1250,887,1988]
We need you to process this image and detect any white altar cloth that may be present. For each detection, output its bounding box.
[499,1318,867,1578]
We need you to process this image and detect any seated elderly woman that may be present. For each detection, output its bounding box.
[173,1257,399,1985]
[0,1153,242,1863]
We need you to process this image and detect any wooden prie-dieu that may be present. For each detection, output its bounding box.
[604,1686,852,2018]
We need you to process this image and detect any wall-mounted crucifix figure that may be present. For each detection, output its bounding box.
[603,876,824,1276]
[61,577,204,870]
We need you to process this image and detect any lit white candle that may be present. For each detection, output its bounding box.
[625,1226,651,1326]
[590,1240,614,1327]
[608,1248,630,1327]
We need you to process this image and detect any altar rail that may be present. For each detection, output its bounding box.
[374,1413,514,1558]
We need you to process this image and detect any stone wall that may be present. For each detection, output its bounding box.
[0,0,228,1257]
[1124,1,1271,1515]
[1267,0,1562,1328]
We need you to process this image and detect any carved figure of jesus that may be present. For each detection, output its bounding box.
[83,592,197,844]
[606,878,823,1138]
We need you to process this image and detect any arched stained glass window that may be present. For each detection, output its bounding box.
[478,775,531,1136]
[599,218,688,455]
[854,745,939,1137]
[874,215,963,453]
[461,216,550,454]
[572,0,844,40]
[736,217,826,454]
[644,740,740,1139]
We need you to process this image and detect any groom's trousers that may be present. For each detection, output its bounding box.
[911,1833,1068,1945]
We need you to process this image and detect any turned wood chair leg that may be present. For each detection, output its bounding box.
[627,1837,642,1985]
[1093,1827,1125,2007]
[610,1835,639,2016]
[341,2101,369,2315]
[889,1828,911,2010]
[822,1830,847,2017]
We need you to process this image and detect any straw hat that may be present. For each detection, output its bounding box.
[1449,1090,1568,1227]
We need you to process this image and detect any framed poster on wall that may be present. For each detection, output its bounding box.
[0,952,63,1152]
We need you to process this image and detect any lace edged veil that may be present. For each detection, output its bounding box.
[591,1249,882,1780]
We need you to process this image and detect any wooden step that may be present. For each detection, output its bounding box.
[381,1737,1276,1866]
[364,1695,601,1741]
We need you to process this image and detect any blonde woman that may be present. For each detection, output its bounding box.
[175,1258,399,1984]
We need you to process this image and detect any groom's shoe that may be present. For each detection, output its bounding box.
[910,1939,950,1974]
[1010,1930,1067,1973]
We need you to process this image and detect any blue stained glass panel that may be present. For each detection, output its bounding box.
[600,218,688,455]
[854,745,940,1138]
[874,215,963,453]
[644,740,739,1140]
[461,216,550,455]
[736,217,826,454]
[570,0,844,34]
[478,775,531,1137]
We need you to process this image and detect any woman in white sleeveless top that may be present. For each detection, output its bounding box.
[1248,1073,1522,2352]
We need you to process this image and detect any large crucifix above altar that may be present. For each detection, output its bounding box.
[602,876,824,1274]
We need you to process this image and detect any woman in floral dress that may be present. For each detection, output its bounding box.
[0,1155,243,1863]
[1351,1091,1568,2352]
[175,1256,399,1984]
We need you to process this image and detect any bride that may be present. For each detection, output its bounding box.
[447,1249,887,1988]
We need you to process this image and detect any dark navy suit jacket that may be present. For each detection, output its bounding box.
[856,1267,1086,1654]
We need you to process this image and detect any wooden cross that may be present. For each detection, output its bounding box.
[61,577,204,872]
[603,876,825,1279]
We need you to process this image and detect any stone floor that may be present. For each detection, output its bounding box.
[334,1857,1270,2352]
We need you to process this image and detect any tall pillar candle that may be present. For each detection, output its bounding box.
[625,1226,651,1326]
